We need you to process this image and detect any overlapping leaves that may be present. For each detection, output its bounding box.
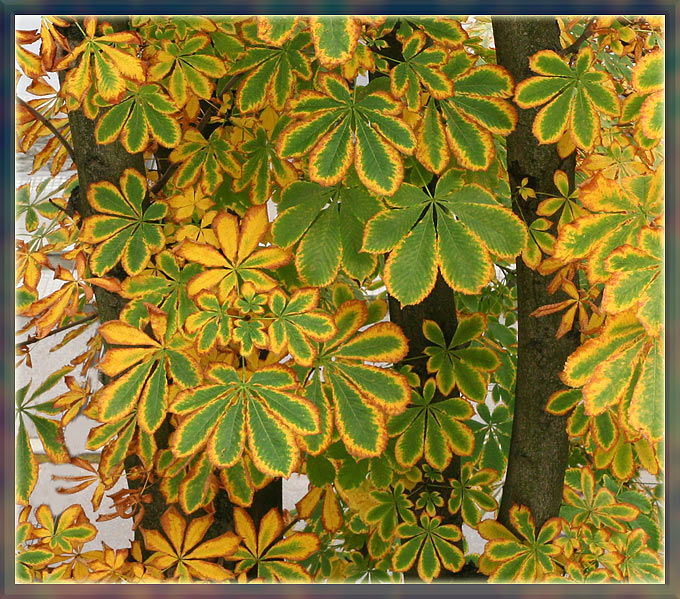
[230,25,312,113]
[170,363,318,477]
[391,514,464,582]
[141,505,239,581]
[168,127,240,195]
[362,175,527,305]
[307,300,410,458]
[388,377,474,470]
[174,204,291,302]
[514,47,620,150]
[436,50,516,171]
[271,178,382,285]
[80,169,167,276]
[94,83,182,153]
[278,72,415,195]
[58,17,145,104]
[227,507,319,581]
[479,505,562,582]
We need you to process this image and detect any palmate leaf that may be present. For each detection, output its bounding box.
[32,504,96,553]
[611,528,663,582]
[388,378,474,470]
[478,505,562,582]
[59,18,145,104]
[422,316,500,401]
[272,179,382,285]
[391,514,464,582]
[390,31,453,112]
[562,466,640,532]
[120,250,200,337]
[80,169,166,276]
[175,204,291,303]
[447,462,499,527]
[362,180,526,305]
[514,47,620,150]
[184,291,233,354]
[141,505,239,581]
[148,33,226,107]
[96,305,200,438]
[268,287,336,366]
[94,84,182,153]
[227,507,320,582]
[553,170,663,284]
[231,29,312,113]
[233,118,298,205]
[434,50,516,171]
[171,363,319,477]
[365,482,416,542]
[169,127,240,195]
[307,300,409,458]
[278,72,415,195]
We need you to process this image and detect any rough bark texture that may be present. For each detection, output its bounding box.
[492,17,581,532]
[58,20,279,538]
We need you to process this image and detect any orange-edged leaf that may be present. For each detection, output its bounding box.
[309,16,361,68]
[265,532,320,560]
[98,360,154,422]
[232,506,258,555]
[336,363,410,414]
[328,375,386,458]
[99,320,160,347]
[416,100,449,174]
[258,507,284,553]
[354,117,403,196]
[331,321,409,363]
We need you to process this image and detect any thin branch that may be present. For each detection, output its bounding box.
[150,73,241,195]
[558,18,596,56]
[16,312,98,349]
[17,98,77,164]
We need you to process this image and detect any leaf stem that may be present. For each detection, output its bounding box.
[15,312,98,349]
[17,99,77,165]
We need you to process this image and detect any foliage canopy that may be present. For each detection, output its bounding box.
[15,14,664,584]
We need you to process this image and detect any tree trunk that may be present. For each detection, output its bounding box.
[58,19,280,537]
[491,17,581,532]
[389,274,462,579]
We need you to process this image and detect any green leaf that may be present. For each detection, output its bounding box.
[437,215,492,294]
[328,374,385,458]
[16,421,38,504]
[247,396,296,477]
[354,118,402,196]
[295,206,342,286]
[384,214,438,306]
[306,454,336,487]
[362,206,423,254]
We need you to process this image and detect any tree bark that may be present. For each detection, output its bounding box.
[491,17,581,532]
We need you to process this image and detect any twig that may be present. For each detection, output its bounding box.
[558,18,596,56]
[150,73,241,195]
[16,312,98,349]
[17,98,77,164]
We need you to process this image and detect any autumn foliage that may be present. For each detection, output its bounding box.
[15,15,663,583]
